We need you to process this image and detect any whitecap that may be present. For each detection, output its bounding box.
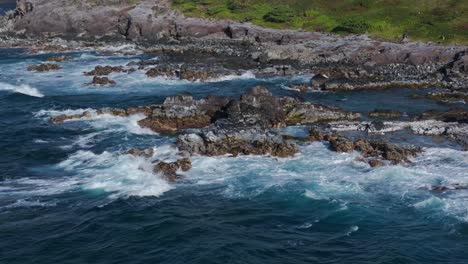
[57,150,173,198]
[206,71,256,82]
[3,199,56,209]
[0,82,44,97]
[345,225,359,236]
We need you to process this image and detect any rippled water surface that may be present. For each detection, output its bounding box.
[0,48,467,264]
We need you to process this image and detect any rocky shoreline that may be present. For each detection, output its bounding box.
[1,1,467,186]
[48,85,468,183]
[0,0,467,92]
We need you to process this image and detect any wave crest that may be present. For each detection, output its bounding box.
[0,82,44,97]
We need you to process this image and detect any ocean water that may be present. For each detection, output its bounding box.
[0,48,467,264]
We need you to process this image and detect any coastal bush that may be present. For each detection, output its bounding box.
[333,17,371,34]
[263,6,295,23]
[170,0,468,44]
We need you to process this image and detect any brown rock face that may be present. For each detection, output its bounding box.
[92,76,116,85]
[137,93,229,133]
[126,148,154,158]
[307,129,422,165]
[176,128,299,158]
[145,66,220,82]
[85,66,123,76]
[50,111,93,124]
[27,63,62,72]
[153,158,192,182]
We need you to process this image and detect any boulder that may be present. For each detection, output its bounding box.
[27,63,62,72]
[50,111,93,124]
[177,127,298,158]
[85,65,123,76]
[126,148,154,158]
[92,76,116,85]
[153,158,192,182]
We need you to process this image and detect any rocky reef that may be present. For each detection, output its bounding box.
[1,0,466,91]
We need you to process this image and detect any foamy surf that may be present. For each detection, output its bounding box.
[35,108,155,135]
[0,82,44,97]
[58,150,173,198]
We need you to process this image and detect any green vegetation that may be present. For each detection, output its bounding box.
[171,0,468,44]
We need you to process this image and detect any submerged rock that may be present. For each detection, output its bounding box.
[138,93,229,133]
[92,76,116,85]
[85,65,123,76]
[27,63,62,72]
[46,55,72,62]
[153,158,192,182]
[50,111,93,124]
[307,128,422,164]
[126,148,154,158]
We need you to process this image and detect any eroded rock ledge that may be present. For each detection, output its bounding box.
[2,0,467,90]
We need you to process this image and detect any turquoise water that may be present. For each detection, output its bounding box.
[0,48,467,263]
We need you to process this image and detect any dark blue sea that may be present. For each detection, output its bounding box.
[0,47,467,264]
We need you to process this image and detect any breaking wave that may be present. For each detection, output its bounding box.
[0,82,44,97]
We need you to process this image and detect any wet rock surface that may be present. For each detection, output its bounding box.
[85,65,123,76]
[153,158,192,182]
[92,76,116,85]
[126,148,154,158]
[46,55,72,62]
[307,128,422,165]
[27,63,62,72]
[2,0,466,91]
[177,127,299,158]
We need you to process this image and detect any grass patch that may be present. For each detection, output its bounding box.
[170,0,468,44]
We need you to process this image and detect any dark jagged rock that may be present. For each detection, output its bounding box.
[4,1,466,90]
[284,101,361,126]
[177,127,298,158]
[50,111,93,124]
[368,159,385,168]
[153,158,192,182]
[126,148,154,158]
[92,76,116,85]
[27,63,62,72]
[310,74,329,90]
[49,86,359,133]
[307,128,422,164]
[138,93,229,133]
[420,108,468,124]
[46,55,72,62]
[432,184,468,191]
[85,65,123,76]
[224,86,286,128]
[145,65,229,82]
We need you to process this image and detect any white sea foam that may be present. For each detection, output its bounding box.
[35,108,154,135]
[0,82,44,97]
[345,225,359,236]
[58,150,173,198]
[0,177,80,197]
[185,143,468,222]
[3,199,56,209]
[207,71,256,82]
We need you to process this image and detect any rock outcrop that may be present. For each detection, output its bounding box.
[27,63,61,72]
[85,65,123,76]
[307,129,422,165]
[92,76,116,85]
[3,0,467,89]
[177,127,298,158]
